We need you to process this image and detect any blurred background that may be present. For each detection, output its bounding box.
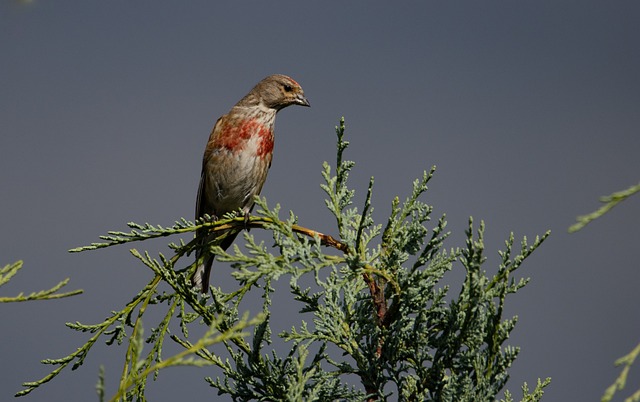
[1,1,639,401]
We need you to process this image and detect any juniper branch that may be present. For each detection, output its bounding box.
[569,182,640,233]
[109,312,265,402]
[17,117,550,401]
[0,260,82,303]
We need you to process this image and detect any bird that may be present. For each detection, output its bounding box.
[192,74,310,293]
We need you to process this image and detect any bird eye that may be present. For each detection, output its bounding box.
[283,84,293,92]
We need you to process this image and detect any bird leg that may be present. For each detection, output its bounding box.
[243,210,251,231]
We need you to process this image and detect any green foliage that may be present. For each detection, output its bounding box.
[569,181,639,402]
[0,260,82,303]
[500,378,552,402]
[601,342,640,402]
[17,118,550,401]
[569,182,640,233]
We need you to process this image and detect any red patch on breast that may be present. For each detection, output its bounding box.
[257,129,274,157]
[215,118,273,157]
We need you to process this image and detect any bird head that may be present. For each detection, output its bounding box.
[248,74,310,111]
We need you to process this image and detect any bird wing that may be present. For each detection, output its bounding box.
[195,168,207,222]
[195,116,224,223]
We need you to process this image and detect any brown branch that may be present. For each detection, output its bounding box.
[291,224,350,252]
[203,217,349,253]
[362,273,387,330]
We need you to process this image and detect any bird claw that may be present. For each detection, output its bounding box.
[243,211,251,231]
[200,214,218,224]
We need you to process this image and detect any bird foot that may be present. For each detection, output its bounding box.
[243,211,251,231]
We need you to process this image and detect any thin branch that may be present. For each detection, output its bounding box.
[569,182,640,233]
[0,261,82,303]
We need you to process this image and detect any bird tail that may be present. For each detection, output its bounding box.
[192,254,214,294]
[191,230,238,293]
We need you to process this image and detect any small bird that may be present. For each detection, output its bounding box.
[193,74,310,293]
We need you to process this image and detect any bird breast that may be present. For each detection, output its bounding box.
[205,113,276,216]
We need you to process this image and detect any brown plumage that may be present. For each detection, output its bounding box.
[193,74,310,292]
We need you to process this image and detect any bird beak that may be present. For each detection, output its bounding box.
[296,94,310,107]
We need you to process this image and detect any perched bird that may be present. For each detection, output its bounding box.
[192,74,310,293]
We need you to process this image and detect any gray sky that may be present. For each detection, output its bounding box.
[2,1,639,401]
